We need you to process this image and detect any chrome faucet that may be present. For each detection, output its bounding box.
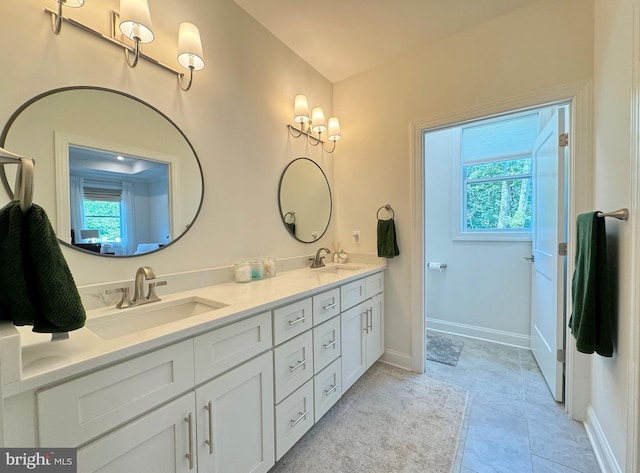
[310,247,331,268]
[106,266,167,309]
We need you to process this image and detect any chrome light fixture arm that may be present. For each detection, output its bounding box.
[178,66,195,91]
[52,0,63,35]
[124,37,142,68]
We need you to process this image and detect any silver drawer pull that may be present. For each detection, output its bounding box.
[322,302,336,311]
[288,315,307,326]
[290,410,309,428]
[324,384,338,396]
[204,401,214,455]
[289,359,307,372]
[185,413,194,470]
[322,340,337,350]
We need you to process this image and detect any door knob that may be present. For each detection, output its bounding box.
[524,255,534,262]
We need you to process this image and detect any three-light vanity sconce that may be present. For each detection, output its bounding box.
[287,95,342,153]
[47,0,205,91]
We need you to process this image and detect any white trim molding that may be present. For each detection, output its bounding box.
[427,320,530,349]
[585,405,623,473]
[410,80,594,423]
[626,5,640,472]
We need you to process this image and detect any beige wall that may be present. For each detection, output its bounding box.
[333,0,593,369]
[0,0,334,285]
[593,0,636,470]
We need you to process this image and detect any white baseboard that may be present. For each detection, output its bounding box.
[380,349,413,371]
[584,405,622,473]
[427,318,530,349]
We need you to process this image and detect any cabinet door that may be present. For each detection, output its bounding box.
[196,351,275,473]
[340,303,366,393]
[77,392,195,473]
[365,293,385,369]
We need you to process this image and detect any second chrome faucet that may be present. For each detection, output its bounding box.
[310,247,331,268]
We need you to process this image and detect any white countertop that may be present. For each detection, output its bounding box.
[0,262,385,397]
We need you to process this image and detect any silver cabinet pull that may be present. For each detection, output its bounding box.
[368,308,373,331]
[185,413,194,470]
[289,359,307,372]
[288,315,307,326]
[324,384,338,396]
[524,255,534,262]
[290,410,308,428]
[362,312,369,333]
[322,302,336,311]
[204,401,214,455]
[322,339,337,350]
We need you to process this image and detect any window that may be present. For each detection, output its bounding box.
[456,113,538,240]
[83,183,122,242]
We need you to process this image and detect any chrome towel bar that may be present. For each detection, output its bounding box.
[596,208,629,220]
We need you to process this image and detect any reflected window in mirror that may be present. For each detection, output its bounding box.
[67,145,170,256]
[278,157,331,243]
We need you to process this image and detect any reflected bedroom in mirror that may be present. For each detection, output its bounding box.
[0,87,204,257]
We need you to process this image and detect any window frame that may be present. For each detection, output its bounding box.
[452,132,534,242]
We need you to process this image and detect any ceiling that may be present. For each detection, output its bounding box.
[233,0,540,83]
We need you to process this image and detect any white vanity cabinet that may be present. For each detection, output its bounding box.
[10,266,386,473]
[77,391,195,473]
[76,352,275,473]
[36,313,276,473]
[195,351,274,473]
[341,273,385,393]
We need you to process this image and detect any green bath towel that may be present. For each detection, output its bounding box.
[0,201,86,333]
[569,212,613,357]
[377,218,400,258]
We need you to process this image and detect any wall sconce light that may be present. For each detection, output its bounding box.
[118,0,154,68]
[287,95,341,153]
[45,2,205,91]
[51,0,85,35]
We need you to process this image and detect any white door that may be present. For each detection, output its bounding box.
[341,303,367,392]
[530,108,566,402]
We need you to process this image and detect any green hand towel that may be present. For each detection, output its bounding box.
[377,218,400,258]
[0,201,86,333]
[569,212,613,357]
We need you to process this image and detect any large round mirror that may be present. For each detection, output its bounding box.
[1,87,204,257]
[278,157,331,243]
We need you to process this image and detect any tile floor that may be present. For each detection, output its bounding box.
[425,331,601,473]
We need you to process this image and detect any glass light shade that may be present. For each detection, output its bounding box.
[327,117,341,141]
[294,95,310,123]
[119,0,154,44]
[58,0,85,7]
[177,22,205,71]
[311,107,327,133]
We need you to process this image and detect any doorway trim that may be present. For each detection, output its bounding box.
[410,80,593,420]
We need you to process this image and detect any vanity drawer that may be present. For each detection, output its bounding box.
[313,316,341,374]
[314,357,342,422]
[37,339,195,447]
[312,288,340,326]
[273,298,313,345]
[193,311,272,384]
[275,379,314,461]
[340,278,366,311]
[365,272,384,299]
[273,331,313,404]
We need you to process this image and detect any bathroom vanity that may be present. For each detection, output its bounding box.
[0,262,385,473]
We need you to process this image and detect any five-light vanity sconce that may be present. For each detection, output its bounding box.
[47,0,205,91]
[287,95,342,153]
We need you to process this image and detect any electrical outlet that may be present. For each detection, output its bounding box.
[352,230,360,243]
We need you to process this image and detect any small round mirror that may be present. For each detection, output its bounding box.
[1,87,204,257]
[278,157,332,243]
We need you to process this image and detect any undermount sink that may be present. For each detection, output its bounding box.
[314,264,362,274]
[86,296,228,340]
